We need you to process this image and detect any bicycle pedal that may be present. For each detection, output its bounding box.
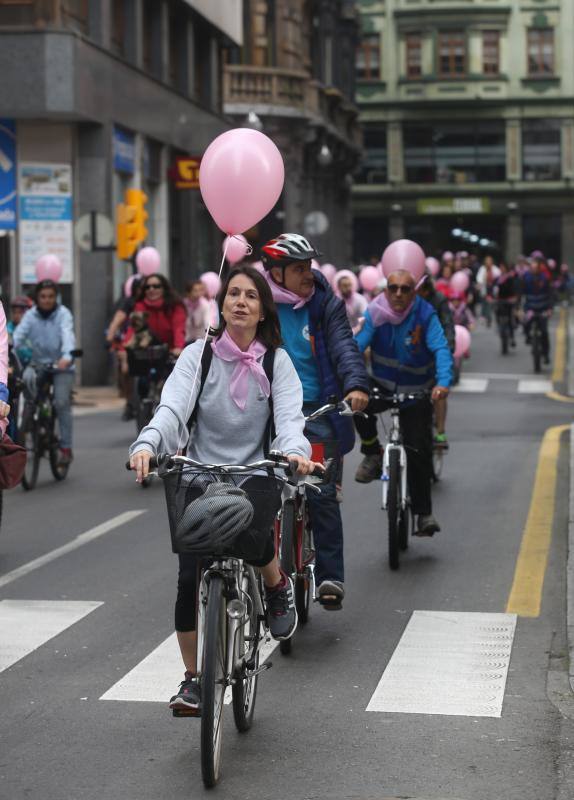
[172,707,201,718]
[245,662,272,678]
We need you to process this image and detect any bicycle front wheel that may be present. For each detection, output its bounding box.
[20,419,40,491]
[532,325,541,373]
[201,574,227,788]
[278,500,296,655]
[387,449,401,570]
[49,417,69,482]
[232,569,260,732]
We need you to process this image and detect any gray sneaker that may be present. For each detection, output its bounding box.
[265,576,298,641]
[355,453,382,483]
[415,515,441,537]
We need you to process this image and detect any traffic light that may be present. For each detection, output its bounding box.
[125,188,149,246]
[116,201,138,260]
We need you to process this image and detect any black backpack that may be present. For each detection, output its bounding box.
[188,345,276,456]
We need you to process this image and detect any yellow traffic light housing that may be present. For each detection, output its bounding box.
[116,202,138,260]
[125,188,149,247]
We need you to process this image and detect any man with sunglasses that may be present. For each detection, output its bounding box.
[353,266,453,536]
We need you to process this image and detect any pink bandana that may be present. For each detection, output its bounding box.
[210,330,270,411]
[263,270,315,310]
[368,292,415,327]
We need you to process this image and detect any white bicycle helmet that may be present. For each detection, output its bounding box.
[260,233,321,269]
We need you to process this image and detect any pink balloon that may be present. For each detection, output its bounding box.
[124,274,139,298]
[35,254,62,283]
[450,271,470,293]
[548,258,556,269]
[381,239,426,283]
[334,269,359,296]
[454,325,471,359]
[199,129,285,235]
[223,234,249,265]
[425,257,440,277]
[359,266,380,293]
[136,247,161,276]
[321,263,337,284]
[442,251,454,262]
[200,271,222,299]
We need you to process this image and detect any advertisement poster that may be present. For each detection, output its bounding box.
[0,119,16,230]
[18,163,74,283]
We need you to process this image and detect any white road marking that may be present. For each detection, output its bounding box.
[0,511,146,590]
[101,632,279,704]
[366,611,517,717]
[0,600,103,672]
[452,378,489,393]
[464,372,541,381]
[517,379,553,394]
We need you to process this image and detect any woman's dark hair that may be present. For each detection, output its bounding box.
[35,279,58,298]
[213,265,281,349]
[136,272,182,311]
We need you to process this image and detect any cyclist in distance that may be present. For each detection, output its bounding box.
[13,279,76,465]
[123,273,186,357]
[260,233,370,610]
[129,265,319,712]
[353,241,453,536]
[494,260,518,349]
[522,256,553,364]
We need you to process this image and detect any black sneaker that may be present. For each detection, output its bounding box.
[265,575,298,641]
[169,672,201,715]
[355,453,383,483]
[415,514,441,537]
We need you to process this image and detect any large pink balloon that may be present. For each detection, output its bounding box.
[334,269,359,295]
[450,271,470,293]
[200,271,222,299]
[199,129,285,235]
[223,234,249,265]
[442,250,454,262]
[36,254,62,283]
[136,247,161,276]
[321,263,337,284]
[360,266,380,293]
[454,325,471,359]
[381,239,426,283]
[425,257,440,277]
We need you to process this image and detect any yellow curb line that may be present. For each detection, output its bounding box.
[552,307,567,384]
[506,424,569,617]
[546,391,574,404]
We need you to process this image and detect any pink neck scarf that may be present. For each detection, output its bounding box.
[368,292,415,327]
[211,330,270,411]
[263,270,315,310]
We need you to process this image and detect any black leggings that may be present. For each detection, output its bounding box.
[174,477,280,632]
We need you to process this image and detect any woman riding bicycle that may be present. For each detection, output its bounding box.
[129,265,318,712]
[123,273,186,356]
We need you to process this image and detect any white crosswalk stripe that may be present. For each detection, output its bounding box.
[0,599,103,673]
[453,374,553,394]
[453,377,489,393]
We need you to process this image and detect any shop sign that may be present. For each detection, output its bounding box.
[0,119,16,230]
[113,126,136,174]
[18,163,74,283]
[417,197,490,215]
[172,156,201,189]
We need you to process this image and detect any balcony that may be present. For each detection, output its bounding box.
[223,64,362,151]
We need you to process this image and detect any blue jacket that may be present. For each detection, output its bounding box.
[282,272,370,455]
[356,296,453,393]
[13,305,76,366]
[522,272,553,312]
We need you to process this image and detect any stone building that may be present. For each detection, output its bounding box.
[353,0,574,265]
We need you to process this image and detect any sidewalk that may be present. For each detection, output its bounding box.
[563,305,574,692]
[72,385,124,417]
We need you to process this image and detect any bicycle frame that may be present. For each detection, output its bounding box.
[381,409,408,512]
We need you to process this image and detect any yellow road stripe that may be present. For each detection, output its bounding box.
[506,424,569,617]
[546,391,574,404]
[551,307,566,384]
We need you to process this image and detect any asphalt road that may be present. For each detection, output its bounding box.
[1,317,573,800]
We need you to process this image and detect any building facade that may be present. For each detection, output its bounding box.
[223,0,362,262]
[353,0,574,265]
[0,0,241,384]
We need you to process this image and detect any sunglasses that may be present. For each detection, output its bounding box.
[387,283,414,296]
[145,283,162,290]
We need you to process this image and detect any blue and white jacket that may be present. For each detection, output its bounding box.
[13,305,76,367]
[355,296,453,394]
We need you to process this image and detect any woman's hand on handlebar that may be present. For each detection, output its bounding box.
[287,454,325,477]
[129,449,153,482]
[0,401,10,419]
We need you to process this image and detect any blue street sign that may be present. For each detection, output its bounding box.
[113,125,135,174]
[0,119,16,230]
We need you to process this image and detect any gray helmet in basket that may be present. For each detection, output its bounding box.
[175,483,254,553]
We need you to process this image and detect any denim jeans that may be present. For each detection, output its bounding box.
[303,402,344,585]
[23,366,74,449]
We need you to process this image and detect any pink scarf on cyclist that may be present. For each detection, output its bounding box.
[368,292,415,327]
[263,271,314,310]
[211,330,270,411]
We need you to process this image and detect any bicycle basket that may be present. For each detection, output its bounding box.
[161,467,283,557]
[127,344,169,377]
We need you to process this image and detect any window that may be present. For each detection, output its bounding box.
[356,34,380,81]
[406,34,422,79]
[523,120,561,181]
[111,0,126,58]
[482,31,500,75]
[356,124,387,184]
[438,31,466,78]
[527,28,554,75]
[404,121,506,183]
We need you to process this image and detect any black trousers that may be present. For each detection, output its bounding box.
[354,396,433,516]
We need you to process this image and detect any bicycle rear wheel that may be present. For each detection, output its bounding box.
[278,500,296,655]
[201,574,227,788]
[232,569,260,733]
[387,449,401,570]
[432,447,444,482]
[20,417,40,491]
[49,417,69,481]
[532,325,541,373]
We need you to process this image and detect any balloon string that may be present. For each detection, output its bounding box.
[175,238,230,454]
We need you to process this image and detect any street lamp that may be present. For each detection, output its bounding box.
[317,144,333,167]
[243,111,263,131]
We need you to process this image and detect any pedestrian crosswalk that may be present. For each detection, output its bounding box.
[454,373,553,395]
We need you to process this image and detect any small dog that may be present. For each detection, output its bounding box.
[124,311,160,350]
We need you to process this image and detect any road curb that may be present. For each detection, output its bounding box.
[569,422,574,693]
[568,308,574,397]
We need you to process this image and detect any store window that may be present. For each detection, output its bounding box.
[356,124,387,184]
[527,28,554,76]
[523,120,561,181]
[522,214,561,262]
[404,121,506,183]
[482,31,500,75]
[111,0,126,58]
[406,34,422,79]
[356,34,381,81]
[438,31,466,78]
